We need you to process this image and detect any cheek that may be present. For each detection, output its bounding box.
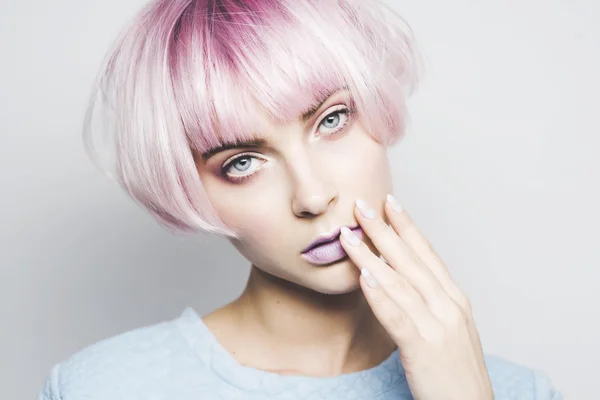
[356,149,390,179]
[238,216,277,244]
[334,135,392,189]
[227,201,290,264]
[214,188,282,240]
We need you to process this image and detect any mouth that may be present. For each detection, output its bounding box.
[301,225,364,266]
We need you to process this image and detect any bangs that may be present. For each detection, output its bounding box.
[84,0,422,236]
[168,0,421,154]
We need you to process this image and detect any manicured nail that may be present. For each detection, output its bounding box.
[386,194,403,213]
[361,268,378,288]
[340,226,361,246]
[356,199,376,219]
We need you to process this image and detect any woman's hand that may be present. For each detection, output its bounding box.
[339,195,494,400]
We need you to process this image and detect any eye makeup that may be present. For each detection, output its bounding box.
[218,97,357,184]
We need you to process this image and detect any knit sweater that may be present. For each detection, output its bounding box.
[38,307,562,399]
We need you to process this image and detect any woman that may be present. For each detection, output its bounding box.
[39,0,561,398]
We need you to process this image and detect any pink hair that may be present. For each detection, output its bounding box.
[83,0,423,238]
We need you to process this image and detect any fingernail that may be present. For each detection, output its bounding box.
[356,199,376,219]
[340,226,361,246]
[386,194,403,213]
[361,268,378,288]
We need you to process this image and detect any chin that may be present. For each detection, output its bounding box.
[249,256,364,296]
[307,258,363,295]
[313,281,362,295]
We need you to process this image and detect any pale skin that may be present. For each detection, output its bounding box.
[196,88,493,397]
[340,197,494,399]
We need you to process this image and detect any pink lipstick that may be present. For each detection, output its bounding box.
[301,226,364,265]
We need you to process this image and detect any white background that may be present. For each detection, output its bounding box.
[1,0,598,398]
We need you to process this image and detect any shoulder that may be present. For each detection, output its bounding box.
[484,354,562,399]
[37,308,216,400]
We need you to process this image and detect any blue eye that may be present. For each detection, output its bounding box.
[322,113,341,129]
[231,156,252,172]
[317,107,352,137]
[221,154,267,183]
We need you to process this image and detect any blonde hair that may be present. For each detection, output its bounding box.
[84,0,423,238]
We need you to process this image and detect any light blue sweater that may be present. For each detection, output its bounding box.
[38,307,561,399]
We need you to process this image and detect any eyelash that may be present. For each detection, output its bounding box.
[221,106,355,183]
[220,153,264,184]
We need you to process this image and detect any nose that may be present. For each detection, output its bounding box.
[291,172,339,218]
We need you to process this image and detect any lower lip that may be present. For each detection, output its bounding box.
[301,228,364,266]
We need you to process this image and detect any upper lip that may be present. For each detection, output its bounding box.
[302,224,359,253]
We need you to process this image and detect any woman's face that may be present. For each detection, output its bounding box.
[196,89,394,294]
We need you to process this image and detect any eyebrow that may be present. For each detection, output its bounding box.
[299,87,342,122]
[201,87,347,160]
[201,138,267,161]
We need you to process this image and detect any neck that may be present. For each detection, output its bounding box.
[206,265,396,376]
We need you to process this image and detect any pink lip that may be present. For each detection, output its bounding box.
[302,224,360,253]
[301,226,364,266]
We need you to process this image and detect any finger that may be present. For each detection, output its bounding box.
[339,227,440,336]
[384,195,471,311]
[354,199,448,310]
[358,273,418,346]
